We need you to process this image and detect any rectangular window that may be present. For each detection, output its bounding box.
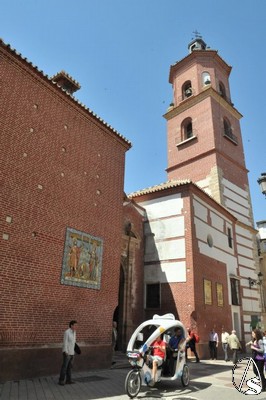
[227,228,233,248]
[146,283,160,309]
[231,278,241,305]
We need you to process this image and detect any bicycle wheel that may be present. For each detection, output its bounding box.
[181,364,189,387]
[125,369,141,398]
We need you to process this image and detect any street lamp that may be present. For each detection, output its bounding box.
[248,272,263,289]
[258,173,266,197]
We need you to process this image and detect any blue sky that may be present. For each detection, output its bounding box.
[1,0,266,223]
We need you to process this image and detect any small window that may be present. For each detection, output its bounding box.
[146,283,160,309]
[181,118,193,141]
[224,118,231,136]
[230,278,241,306]
[202,72,211,86]
[207,234,213,248]
[227,228,233,248]
[223,118,238,144]
[182,81,192,99]
[219,82,226,99]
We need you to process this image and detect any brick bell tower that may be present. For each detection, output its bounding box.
[164,35,254,227]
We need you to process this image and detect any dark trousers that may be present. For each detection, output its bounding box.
[209,341,217,359]
[254,359,266,389]
[231,348,238,364]
[186,344,200,362]
[59,353,74,383]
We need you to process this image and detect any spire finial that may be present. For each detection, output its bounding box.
[192,30,202,40]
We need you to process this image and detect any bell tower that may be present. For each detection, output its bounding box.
[164,36,253,227]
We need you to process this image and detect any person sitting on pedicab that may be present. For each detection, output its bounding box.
[167,327,185,375]
[147,334,166,386]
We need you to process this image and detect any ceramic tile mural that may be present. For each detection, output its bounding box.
[61,227,103,289]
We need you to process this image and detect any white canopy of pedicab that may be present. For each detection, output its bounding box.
[127,313,188,355]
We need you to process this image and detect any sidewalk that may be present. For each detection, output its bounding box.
[0,353,241,400]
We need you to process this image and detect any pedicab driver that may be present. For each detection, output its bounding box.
[148,334,166,385]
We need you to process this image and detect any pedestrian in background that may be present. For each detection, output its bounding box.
[59,320,77,386]
[112,321,118,365]
[209,328,219,360]
[221,327,230,362]
[228,329,241,364]
[186,328,200,362]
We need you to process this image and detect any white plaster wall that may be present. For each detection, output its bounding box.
[144,261,186,283]
[236,225,252,239]
[144,216,184,240]
[222,178,249,199]
[210,211,224,232]
[238,256,255,269]
[239,268,257,280]
[222,178,251,226]
[193,200,208,222]
[145,238,185,262]
[225,198,249,218]
[243,288,260,299]
[224,187,250,208]
[140,193,183,219]
[237,235,253,247]
[195,217,235,256]
[140,194,187,284]
[244,323,251,332]
[228,210,250,225]
[242,298,260,312]
[237,245,253,259]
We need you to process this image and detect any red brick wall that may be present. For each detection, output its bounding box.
[0,43,130,379]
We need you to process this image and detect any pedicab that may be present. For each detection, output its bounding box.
[125,313,189,398]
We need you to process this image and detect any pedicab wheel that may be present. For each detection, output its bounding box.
[125,369,141,398]
[181,364,189,387]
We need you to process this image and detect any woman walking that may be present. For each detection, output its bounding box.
[246,329,266,391]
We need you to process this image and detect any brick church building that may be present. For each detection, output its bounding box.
[124,37,261,356]
[0,36,260,381]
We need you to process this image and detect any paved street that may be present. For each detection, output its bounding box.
[1,353,266,400]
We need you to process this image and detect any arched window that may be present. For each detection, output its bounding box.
[219,82,226,99]
[223,117,231,137]
[182,81,192,99]
[202,71,211,86]
[223,117,238,144]
[181,118,193,140]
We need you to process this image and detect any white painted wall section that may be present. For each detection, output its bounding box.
[144,261,186,283]
[144,216,184,239]
[140,193,183,219]
[223,187,250,209]
[222,178,249,199]
[193,200,208,222]
[210,211,224,232]
[145,238,185,262]
[236,225,253,239]
[225,198,249,218]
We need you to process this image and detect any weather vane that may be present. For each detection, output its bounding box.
[192,30,202,40]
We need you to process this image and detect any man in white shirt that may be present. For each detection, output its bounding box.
[221,327,230,361]
[59,320,77,385]
[209,328,219,360]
